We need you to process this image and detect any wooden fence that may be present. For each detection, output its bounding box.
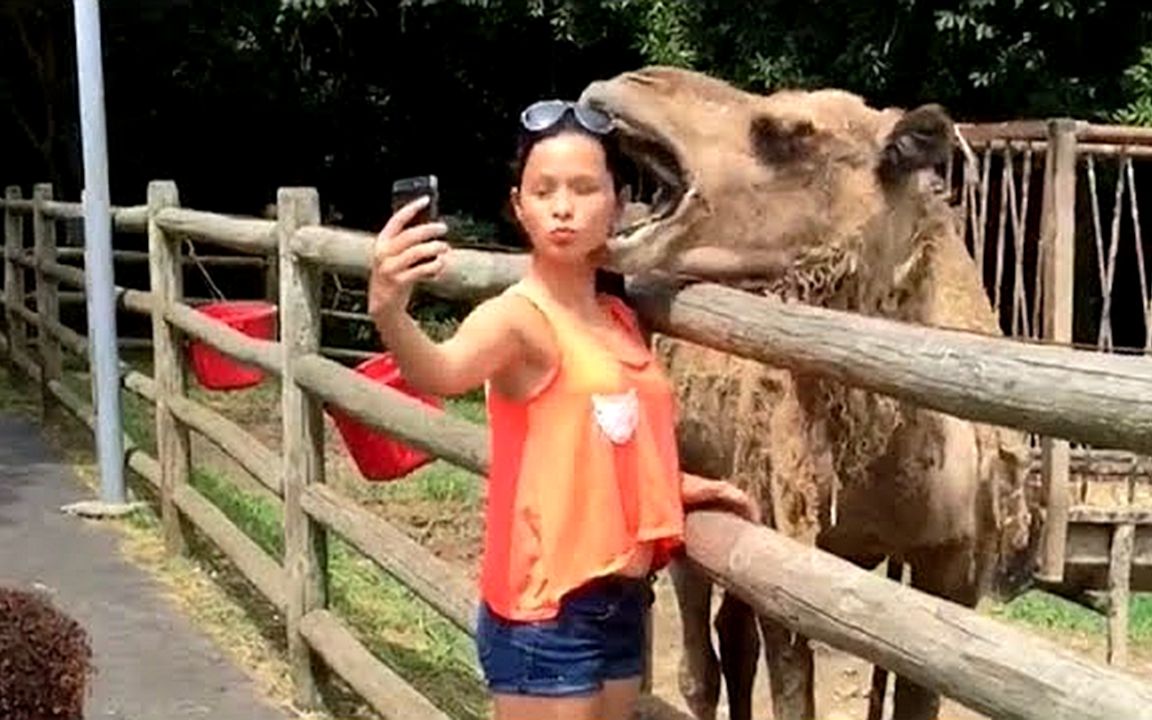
[952,119,1152,664]
[3,128,1152,718]
[14,187,379,363]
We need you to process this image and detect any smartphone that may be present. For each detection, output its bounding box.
[391,175,439,226]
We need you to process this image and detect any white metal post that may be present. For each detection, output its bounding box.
[73,0,125,506]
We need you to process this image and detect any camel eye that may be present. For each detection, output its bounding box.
[750,116,817,166]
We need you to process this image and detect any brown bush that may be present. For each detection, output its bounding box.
[0,587,93,720]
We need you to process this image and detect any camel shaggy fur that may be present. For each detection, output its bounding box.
[579,67,1034,720]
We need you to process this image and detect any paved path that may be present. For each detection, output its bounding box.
[0,413,294,720]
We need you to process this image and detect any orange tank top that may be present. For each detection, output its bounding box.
[480,280,685,621]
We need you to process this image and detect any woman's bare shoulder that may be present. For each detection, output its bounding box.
[483,291,555,354]
[471,290,558,398]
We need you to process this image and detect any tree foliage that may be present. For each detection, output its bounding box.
[1114,45,1152,126]
[520,0,1149,119]
[1,0,1151,233]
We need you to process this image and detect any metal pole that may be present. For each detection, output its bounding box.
[73,0,125,506]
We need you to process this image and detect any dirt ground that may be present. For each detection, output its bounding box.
[166,380,1152,719]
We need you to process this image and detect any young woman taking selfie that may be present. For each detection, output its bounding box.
[368,99,757,720]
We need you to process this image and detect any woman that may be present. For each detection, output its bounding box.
[368,99,757,720]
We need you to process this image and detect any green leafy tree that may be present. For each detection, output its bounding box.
[1113,45,1152,125]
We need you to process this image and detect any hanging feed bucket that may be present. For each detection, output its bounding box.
[188,300,277,391]
[328,352,442,482]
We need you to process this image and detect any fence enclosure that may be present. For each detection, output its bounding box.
[953,119,1152,665]
[2,117,1152,719]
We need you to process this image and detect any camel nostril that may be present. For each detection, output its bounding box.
[625,71,659,87]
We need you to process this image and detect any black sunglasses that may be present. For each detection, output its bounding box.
[519,100,614,135]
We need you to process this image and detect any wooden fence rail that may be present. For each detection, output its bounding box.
[686,510,1152,720]
[154,206,277,254]
[626,278,1152,455]
[55,247,268,267]
[958,120,1152,146]
[291,224,529,299]
[3,149,1152,719]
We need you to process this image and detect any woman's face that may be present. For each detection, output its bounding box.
[512,131,620,265]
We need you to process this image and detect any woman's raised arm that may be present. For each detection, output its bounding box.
[367,196,525,397]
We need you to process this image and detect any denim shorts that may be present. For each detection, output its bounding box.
[476,575,655,697]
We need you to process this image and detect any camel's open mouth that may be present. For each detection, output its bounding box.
[608,116,693,254]
[579,83,702,273]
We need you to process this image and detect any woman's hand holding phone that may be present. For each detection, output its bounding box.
[368,195,450,323]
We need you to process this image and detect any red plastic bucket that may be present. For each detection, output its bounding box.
[328,353,442,481]
[188,300,278,391]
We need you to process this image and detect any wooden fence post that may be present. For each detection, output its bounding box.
[263,202,279,302]
[1036,118,1077,584]
[33,183,62,420]
[148,180,190,556]
[279,187,328,709]
[4,186,28,368]
[1108,522,1134,666]
[264,256,279,304]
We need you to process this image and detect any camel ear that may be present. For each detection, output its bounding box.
[879,104,953,184]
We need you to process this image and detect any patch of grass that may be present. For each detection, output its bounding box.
[191,467,284,559]
[380,461,481,505]
[174,383,489,716]
[988,589,1152,641]
[446,392,486,425]
[184,461,485,718]
[110,500,304,714]
[989,591,1105,634]
[0,362,38,416]
[58,369,156,453]
[189,373,282,417]
[129,370,486,717]
[1131,596,1152,639]
[390,393,486,504]
[327,540,486,720]
[121,389,158,453]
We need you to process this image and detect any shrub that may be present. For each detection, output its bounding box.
[0,587,94,720]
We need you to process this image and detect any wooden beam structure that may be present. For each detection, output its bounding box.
[624,277,1152,456]
[684,509,1152,720]
[154,207,276,254]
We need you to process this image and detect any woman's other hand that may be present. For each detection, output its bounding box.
[712,481,760,523]
[681,473,761,523]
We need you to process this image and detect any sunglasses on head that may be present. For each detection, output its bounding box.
[519,100,614,135]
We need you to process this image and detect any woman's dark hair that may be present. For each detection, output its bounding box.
[0,587,93,719]
[510,109,630,300]
[511,110,627,192]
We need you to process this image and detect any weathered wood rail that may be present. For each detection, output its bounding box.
[687,510,1152,720]
[2,117,1152,720]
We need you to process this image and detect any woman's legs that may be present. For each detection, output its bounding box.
[480,578,651,720]
[601,677,644,720]
[491,677,642,720]
[492,692,601,720]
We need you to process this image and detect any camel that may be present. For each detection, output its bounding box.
[578,67,1037,720]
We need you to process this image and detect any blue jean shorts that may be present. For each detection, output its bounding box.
[476,575,655,697]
